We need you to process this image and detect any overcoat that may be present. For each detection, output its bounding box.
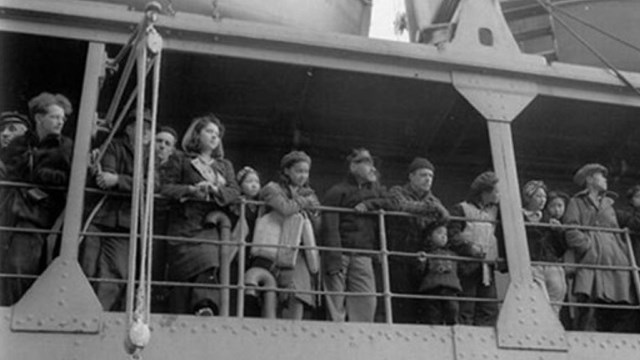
[161,154,240,280]
[563,190,634,303]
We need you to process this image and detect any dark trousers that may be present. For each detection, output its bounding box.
[0,221,46,305]
[574,294,639,332]
[419,287,459,325]
[458,268,499,326]
[91,225,130,311]
[169,267,221,315]
[389,260,419,324]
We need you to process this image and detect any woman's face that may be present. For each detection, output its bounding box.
[284,161,310,188]
[241,172,261,198]
[546,197,566,220]
[527,188,547,212]
[198,122,220,154]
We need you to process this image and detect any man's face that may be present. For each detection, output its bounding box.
[36,104,65,137]
[409,168,434,193]
[0,122,28,148]
[155,131,176,163]
[587,172,607,192]
[350,159,377,183]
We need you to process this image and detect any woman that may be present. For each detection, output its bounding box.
[161,114,240,316]
[521,180,567,316]
[257,151,320,319]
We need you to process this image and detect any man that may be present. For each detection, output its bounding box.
[0,93,74,305]
[85,109,153,311]
[0,111,29,149]
[320,148,396,322]
[563,163,636,332]
[387,157,449,324]
[448,171,501,326]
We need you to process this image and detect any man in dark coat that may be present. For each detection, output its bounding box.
[320,148,397,322]
[83,110,152,311]
[0,93,73,305]
[563,163,636,332]
[387,157,449,324]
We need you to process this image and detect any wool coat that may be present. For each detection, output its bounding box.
[563,190,634,303]
[161,153,240,281]
[259,180,320,306]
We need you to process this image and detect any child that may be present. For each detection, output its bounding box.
[235,166,262,253]
[416,220,461,325]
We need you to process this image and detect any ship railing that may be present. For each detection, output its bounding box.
[2,180,640,325]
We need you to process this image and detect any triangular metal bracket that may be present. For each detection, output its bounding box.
[11,257,102,333]
[496,281,568,351]
[453,71,537,122]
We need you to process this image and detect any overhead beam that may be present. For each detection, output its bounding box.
[1,0,639,108]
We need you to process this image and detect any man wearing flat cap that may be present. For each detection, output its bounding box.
[0,111,30,179]
[320,148,397,322]
[448,171,502,326]
[563,163,636,331]
[386,157,449,323]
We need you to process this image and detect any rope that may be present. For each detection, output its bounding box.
[535,0,640,97]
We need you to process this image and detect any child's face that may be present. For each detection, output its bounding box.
[631,191,640,209]
[241,173,260,198]
[546,197,566,220]
[430,226,448,248]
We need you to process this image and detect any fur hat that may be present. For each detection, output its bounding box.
[408,157,435,174]
[470,171,498,193]
[573,163,607,186]
[280,150,311,169]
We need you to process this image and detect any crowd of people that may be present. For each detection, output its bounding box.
[1,92,640,332]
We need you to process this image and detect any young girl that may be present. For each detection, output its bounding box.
[257,151,320,319]
[416,220,461,325]
[522,181,566,317]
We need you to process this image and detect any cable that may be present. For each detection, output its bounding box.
[535,0,640,97]
[545,1,640,55]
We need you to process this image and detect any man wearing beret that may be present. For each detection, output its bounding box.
[320,148,397,322]
[563,163,636,331]
[387,157,449,323]
[448,171,502,326]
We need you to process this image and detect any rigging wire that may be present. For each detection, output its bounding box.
[534,0,640,97]
[543,0,640,55]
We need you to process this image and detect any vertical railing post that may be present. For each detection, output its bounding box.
[378,210,393,324]
[622,230,640,306]
[236,199,247,318]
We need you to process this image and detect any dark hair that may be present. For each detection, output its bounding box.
[28,92,73,119]
[627,185,640,203]
[181,114,225,158]
[157,125,178,141]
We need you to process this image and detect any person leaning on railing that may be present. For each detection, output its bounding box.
[386,157,449,324]
[521,180,567,317]
[320,148,397,323]
[256,150,320,320]
[563,163,637,332]
[448,171,503,327]
[160,114,240,317]
[83,109,153,311]
[0,93,74,306]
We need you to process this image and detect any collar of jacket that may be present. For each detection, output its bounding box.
[404,182,433,200]
[347,173,375,189]
[574,188,618,208]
